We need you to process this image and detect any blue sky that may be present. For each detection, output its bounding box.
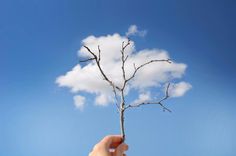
[0,0,235,156]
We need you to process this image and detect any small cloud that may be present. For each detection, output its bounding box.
[132,92,151,105]
[169,82,192,97]
[126,25,147,37]
[73,95,86,110]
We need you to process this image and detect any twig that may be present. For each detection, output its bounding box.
[121,39,130,83]
[112,85,120,111]
[80,58,95,62]
[82,40,172,142]
[125,83,171,112]
[125,59,171,84]
[83,45,121,91]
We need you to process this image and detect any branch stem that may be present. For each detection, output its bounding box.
[82,40,172,142]
[120,106,125,142]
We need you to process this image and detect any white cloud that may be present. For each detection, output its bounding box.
[56,26,191,108]
[169,82,192,97]
[73,95,85,110]
[79,34,135,63]
[126,25,147,37]
[132,92,151,105]
[95,93,113,106]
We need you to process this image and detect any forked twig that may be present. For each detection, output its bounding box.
[125,83,171,112]
[81,39,172,142]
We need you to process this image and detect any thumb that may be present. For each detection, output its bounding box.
[113,143,128,156]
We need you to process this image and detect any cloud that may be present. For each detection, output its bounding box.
[132,92,151,105]
[95,93,114,106]
[169,82,192,97]
[126,25,147,37]
[73,95,85,110]
[56,25,191,108]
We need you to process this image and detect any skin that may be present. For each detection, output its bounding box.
[89,135,129,156]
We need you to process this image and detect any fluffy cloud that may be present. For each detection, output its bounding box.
[169,82,192,97]
[73,95,85,110]
[56,26,191,108]
[126,25,147,37]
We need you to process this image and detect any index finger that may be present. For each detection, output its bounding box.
[100,135,123,148]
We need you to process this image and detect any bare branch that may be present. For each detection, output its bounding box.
[83,45,121,92]
[126,59,171,83]
[83,40,173,142]
[119,39,131,141]
[98,45,101,62]
[83,45,97,58]
[121,39,131,83]
[80,57,96,62]
[112,85,120,111]
[83,45,121,113]
[133,63,136,70]
[124,55,129,62]
[124,83,171,112]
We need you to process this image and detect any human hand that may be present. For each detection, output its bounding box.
[89,135,129,156]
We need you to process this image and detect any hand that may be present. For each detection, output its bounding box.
[89,135,129,156]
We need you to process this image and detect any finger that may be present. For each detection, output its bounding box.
[111,152,127,156]
[114,143,128,156]
[100,135,123,148]
[110,141,122,148]
[110,151,127,156]
[120,143,128,151]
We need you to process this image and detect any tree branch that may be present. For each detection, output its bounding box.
[82,40,173,142]
[121,39,130,84]
[125,83,171,112]
[80,57,96,62]
[125,59,171,84]
[82,45,121,91]
[98,45,101,62]
[112,85,120,111]
[119,39,131,141]
[82,45,122,112]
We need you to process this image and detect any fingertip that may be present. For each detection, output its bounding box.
[113,143,128,156]
[125,144,129,151]
[119,143,129,151]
